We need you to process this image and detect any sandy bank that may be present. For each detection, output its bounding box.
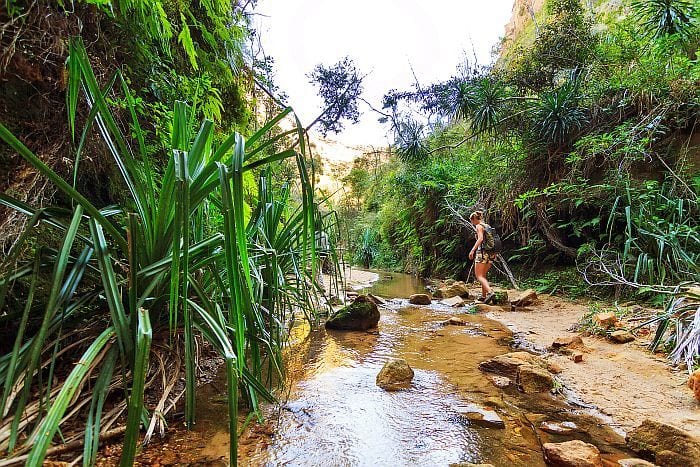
[481,289,700,437]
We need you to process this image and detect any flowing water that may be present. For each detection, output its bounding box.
[137,271,633,466]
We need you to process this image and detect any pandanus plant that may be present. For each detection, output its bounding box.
[0,38,328,466]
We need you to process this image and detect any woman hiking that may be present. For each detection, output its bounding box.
[468,210,496,304]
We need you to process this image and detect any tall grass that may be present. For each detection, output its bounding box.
[0,38,329,465]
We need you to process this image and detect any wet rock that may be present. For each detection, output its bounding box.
[443,316,467,326]
[549,335,588,355]
[479,351,540,378]
[459,405,505,429]
[475,303,505,313]
[488,375,512,388]
[540,421,579,435]
[688,369,700,402]
[617,459,657,467]
[376,358,414,391]
[367,293,386,305]
[485,396,507,409]
[610,330,635,343]
[408,293,432,305]
[442,296,466,307]
[325,295,380,331]
[511,288,538,307]
[594,312,618,328]
[543,440,602,467]
[434,281,470,299]
[517,364,554,394]
[626,419,700,465]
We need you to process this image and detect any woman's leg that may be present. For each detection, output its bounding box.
[475,262,493,297]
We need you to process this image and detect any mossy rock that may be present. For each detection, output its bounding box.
[325,295,380,331]
[491,291,509,305]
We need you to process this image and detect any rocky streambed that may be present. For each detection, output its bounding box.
[104,271,699,466]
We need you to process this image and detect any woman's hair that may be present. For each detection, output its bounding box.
[469,210,483,221]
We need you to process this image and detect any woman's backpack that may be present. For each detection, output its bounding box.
[482,223,502,254]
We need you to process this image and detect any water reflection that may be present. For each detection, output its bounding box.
[248,272,542,466]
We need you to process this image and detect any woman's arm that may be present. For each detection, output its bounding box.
[469,225,484,259]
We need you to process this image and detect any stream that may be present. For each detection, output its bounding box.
[133,270,633,466]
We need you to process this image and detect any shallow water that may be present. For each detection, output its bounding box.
[133,271,632,466]
[240,272,631,466]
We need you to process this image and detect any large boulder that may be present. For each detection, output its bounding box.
[517,364,554,394]
[325,295,380,331]
[408,293,432,305]
[479,352,540,378]
[542,440,603,467]
[376,358,414,391]
[434,281,470,299]
[626,419,700,466]
[511,289,539,307]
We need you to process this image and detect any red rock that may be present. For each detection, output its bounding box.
[594,312,618,328]
[543,440,603,467]
[571,352,584,363]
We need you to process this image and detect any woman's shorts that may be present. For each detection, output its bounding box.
[475,251,498,264]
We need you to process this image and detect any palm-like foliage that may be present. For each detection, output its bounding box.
[469,78,508,134]
[632,0,697,40]
[532,81,588,146]
[0,38,328,466]
[452,81,478,121]
[395,119,428,163]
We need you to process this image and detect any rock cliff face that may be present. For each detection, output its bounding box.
[503,0,546,45]
[499,0,621,61]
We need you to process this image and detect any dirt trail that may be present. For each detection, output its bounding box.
[482,289,700,437]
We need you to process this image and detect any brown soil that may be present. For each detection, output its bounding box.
[482,288,700,437]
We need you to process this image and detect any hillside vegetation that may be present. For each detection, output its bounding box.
[340,0,698,291]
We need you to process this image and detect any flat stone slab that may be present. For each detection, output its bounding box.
[540,421,579,435]
[457,404,505,429]
[442,296,465,307]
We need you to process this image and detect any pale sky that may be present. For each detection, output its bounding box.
[253,1,514,147]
